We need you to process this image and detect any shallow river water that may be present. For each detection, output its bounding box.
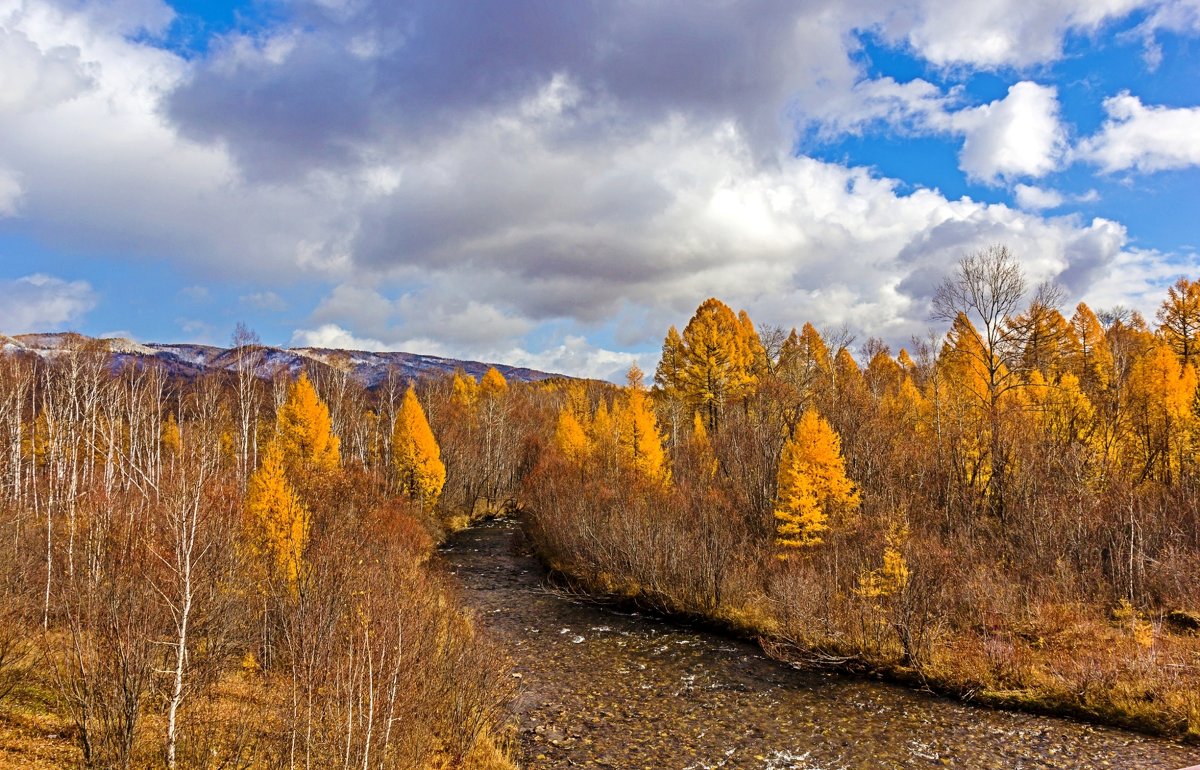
[440,518,1200,770]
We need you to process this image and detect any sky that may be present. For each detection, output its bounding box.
[1,0,1199,380]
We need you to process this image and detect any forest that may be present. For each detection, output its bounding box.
[0,244,1198,769]
[526,245,1200,741]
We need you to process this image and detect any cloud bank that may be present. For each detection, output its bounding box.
[1,0,1198,378]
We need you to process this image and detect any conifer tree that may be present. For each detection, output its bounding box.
[554,408,590,463]
[653,326,686,399]
[480,367,508,397]
[245,441,309,586]
[392,385,446,509]
[274,372,340,475]
[450,371,479,408]
[615,366,669,484]
[1126,342,1198,482]
[674,298,760,431]
[774,409,859,552]
[1156,277,1200,368]
[1069,303,1115,392]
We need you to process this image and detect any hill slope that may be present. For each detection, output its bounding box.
[0,332,564,385]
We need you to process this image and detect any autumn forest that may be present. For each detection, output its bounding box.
[1,245,1199,768]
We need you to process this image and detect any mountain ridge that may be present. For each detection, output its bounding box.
[0,332,566,386]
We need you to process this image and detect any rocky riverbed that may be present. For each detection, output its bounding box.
[440,518,1200,770]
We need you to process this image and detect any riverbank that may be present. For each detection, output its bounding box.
[444,517,1199,769]
[518,510,1200,749]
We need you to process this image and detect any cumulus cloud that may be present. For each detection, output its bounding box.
[812,80,1067,184]
[948,82,1067,182]
[0,0,1187,369]
[496,336,650,382]
[290,323,387,352]
[0,25,93,113]
[0,1,360,279]
[874,0,1145,68]
[1076,92,1200,173]
[1014,184,1066,211]
[0,274,96,333]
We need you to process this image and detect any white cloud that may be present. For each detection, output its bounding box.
[947,82,1067,183]
[239,290,287,311]
[1080,247,1200,317]
[880,0,1145,68]
[0,25,93,113]
[1014,184,1101,211]
[0,0,1186,368]
[1129,0,1200,68]
[0,1,358,279]
[0,273,96,333]
[290,323,387,351]
[496,336,648,382]
[813,80,1067,184]
[1014,184,1066,211]
[179,285,210,302]
[0,166,20,215]
[1076,92,1200,173]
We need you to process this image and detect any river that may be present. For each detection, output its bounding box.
[440,518,1200,770]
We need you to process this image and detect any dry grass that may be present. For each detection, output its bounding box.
[0,683,75,769]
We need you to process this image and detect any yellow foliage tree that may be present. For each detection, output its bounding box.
[1069,302,1114,393]
[161,413,182,455]
[451,370,479,408]
[857,526,911,601]
[774,409,859,552]
[668,298,761,431]
[1156,277,1200,368]
[275,372,340,475]
[653,325,686,400]
[1013,302,1077,379]
[554,408,591,464]
[392,385,447,509]
[480,367,508,397]
[615,366,669,484]
[1125,342,1198,482]
[245,441,309,587]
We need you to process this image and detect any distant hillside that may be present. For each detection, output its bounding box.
[0,332,565,386]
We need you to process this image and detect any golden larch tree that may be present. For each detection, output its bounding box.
[675,298,760,431]
[451,370,479,408]
[480,367,508,397]
[554,408,591,464]
[1069,302,1114,392]
[653,325,686,400]
[245,440,310,587]
[1156,277,1200,368]
[1125,342,1198,482]
[392,385,447,509]
[615,366,669,484]
[275,372,340,475]
[774,409,859,552]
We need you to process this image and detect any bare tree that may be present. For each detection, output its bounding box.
[232,323,263,492]
[932,244,1027,519]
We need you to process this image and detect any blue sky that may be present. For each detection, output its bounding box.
[2,0,1199,379]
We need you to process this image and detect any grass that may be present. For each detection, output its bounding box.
[0,680,74,770]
